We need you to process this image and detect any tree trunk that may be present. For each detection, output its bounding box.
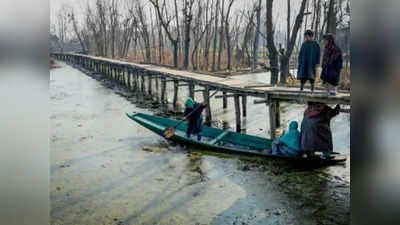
[183,0,194,69]
[203,0,212,70]
[217,0,225,71]
[174,0,182,67]
[149,0,180,68]
[252,0,262,70]
[225,0,235,71]
[225,25,232,71]
[279,0,308,84]
[173,41,178,68]
[211,0,220,71]
[326,0,337,34]
[279,55,289,83]
[266,0,279,84]
[287,0,291,49]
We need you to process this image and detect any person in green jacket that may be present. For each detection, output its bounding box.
[270,121,301,157]
[183,97,206,141]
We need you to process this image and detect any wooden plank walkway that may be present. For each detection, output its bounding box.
[62,53,350,105]
[51,52,351,138]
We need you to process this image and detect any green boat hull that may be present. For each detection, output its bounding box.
[126,113,347,165]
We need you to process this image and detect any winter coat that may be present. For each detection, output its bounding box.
[300,105,340,152]
[297,41,321,80]
[321,52,343,86]
[280,121,301,151]
[184,102,206,134]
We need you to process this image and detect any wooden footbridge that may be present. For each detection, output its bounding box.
[51,53,350,139]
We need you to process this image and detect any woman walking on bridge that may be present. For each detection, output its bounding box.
[321,33,343,96]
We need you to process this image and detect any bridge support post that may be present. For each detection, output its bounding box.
[173,80,179,109]
[133,69,138,89]
[110,66,113,80]
[147,72,152,96]
[242,96,247,118]
[203,86,212,125]
[189,82,195,99]
[127,68,131,89]
[118,67,122,84]
[234,94,241,132]
[124,67,127,86]
[113,66,116,81]
[120,66,123,84]
[161,76,166,103]
[268,99,280,139]
[155,76,160,103]
[276,101,280,128]
[223,92,228,109]
[141,73,145,94]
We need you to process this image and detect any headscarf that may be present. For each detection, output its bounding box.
[280,121,300,151]
[305,102,325,118]
[185,97,194,108]
[322,34,342,66]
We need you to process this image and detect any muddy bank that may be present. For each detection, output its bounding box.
[50,61,349,225]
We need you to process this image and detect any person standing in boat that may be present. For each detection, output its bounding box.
[297,30,321,92]
[321,33,343,96]
[183,97,207,141]
[270,121,301,157]
[300,102,340,158]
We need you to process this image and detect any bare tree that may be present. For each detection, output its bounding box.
[86,4,102,56]
[118,1,136,58]
[191,0,214,70]
[203,0,214,70]
[241,6,256,67]
[252,0,262,70]
[56,6,69,52]
[224,0,236,71]
[174,0,182,63]
[96,0,109,56]
[136,2,151,63]
[60,0,338,76]
[287,0,291,48]
[326,0,336,34]
[265,0,279,84]
[211,0,220,71]
[279,0,309,84]
[182,0,195,69]
[155,9,165,64]
[68,8,87,53]
[149,0,180,67]
[217,0,225,71]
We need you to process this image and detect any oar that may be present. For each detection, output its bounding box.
[163,89,220,139]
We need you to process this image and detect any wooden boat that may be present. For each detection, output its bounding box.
[126,113,347,166]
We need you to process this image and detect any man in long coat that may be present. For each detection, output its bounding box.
[297,30,321,92]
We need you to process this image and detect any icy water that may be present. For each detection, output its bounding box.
[50,61,350,225]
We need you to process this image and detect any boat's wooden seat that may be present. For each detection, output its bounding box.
[209,130,230,145]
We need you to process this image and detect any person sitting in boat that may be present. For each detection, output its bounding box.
[270,121,301,157]
[300,102,340,158]
[183,97,207,141]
